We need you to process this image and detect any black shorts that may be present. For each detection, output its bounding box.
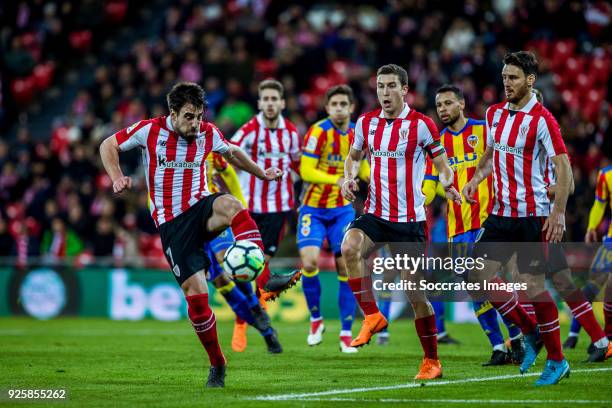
[250,211,290,257]
[159,193,225,285]
[349,213,427,243]
[477,214,552,275]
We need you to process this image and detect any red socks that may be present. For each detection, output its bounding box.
[565,289,607,343]
[532,291,564,362]
[231,209,269,288]
[231,209,264,251]
[489,277,537,334]
[415,315,438,359]
[186,294,226,367]
[255,264,271,290]
[348,276,379,315]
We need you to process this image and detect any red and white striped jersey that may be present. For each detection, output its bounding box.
[114,116,229,227]
[486,94,567,218]
[353,104,445,223]
[232,112,300,213]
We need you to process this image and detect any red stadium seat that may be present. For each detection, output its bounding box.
[105,0,128,24]
[10,76,36,106]
[33,62,55,91]
[69,30,93,52]
[254,59,278,79]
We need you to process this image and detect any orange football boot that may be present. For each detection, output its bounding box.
[414,358,443,380]
[350,312,388,347]
[231,320,248,352]
[606,342,612,359]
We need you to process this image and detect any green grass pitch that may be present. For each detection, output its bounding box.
[1,317,610,407]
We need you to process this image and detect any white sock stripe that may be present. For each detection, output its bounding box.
[539,325,560,334]
[538,319,559,329]
[570,302,591,313]
[420,334,437,338]
[499,297,515,312]
[573,308,593,319]
[352,289,369,294]
[604,304,612,311]
[192,314,216,331]
[234,230,261,238]
[500,302,517,316]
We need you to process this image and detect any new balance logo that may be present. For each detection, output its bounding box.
[369,130,376,136]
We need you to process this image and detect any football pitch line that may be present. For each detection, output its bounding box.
[250,367,612,403]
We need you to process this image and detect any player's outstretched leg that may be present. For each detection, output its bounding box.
[228,206,301,302]
[473,301,511,366]
[342,229,387,348]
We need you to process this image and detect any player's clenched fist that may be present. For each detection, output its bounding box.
[342,179,359,202]
[113,176,132,193]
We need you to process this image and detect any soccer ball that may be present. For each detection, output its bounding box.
[222,240,265,282]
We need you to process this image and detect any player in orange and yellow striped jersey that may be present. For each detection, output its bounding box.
[423,85,523,366]
[298,85,369,353]
[585,165,612,344]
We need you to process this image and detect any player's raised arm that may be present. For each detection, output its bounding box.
[222,144,282,181]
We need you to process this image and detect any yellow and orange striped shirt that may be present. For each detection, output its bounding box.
[425,118,493,238]
[301,118,368,208]
[588,166,612,238]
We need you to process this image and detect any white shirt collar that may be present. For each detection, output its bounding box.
[256,111,286,129]
[504,93,538,113]
[378,103,411,119]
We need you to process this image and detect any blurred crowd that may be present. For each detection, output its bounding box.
[0,0,610,265]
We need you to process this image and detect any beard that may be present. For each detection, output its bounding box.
[507,83,530,104]
[442,112,460,126]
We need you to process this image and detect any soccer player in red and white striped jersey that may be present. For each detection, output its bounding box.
[231,79,302,300]
[99,82,284,388]
[341,64,461,380]
[463,51,573,385]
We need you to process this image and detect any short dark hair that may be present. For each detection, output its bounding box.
[503,51,539,77]
[435,84,464,100]
[166,82,206,113]
[325,84,354,104]
[258,79,284,97]
[376,64,409,86]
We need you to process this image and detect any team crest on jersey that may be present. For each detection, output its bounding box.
[197,138,204,149]
[400,129,408,140]
[467,134,478,148]
[519,125,530,138]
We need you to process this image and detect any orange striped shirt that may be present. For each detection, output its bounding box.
[301,118,354,208]
[425,118,493,238]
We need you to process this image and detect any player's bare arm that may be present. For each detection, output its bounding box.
[432,153,461,204]
[463,146,493,204]
[342,147,364,201]
[99,135,132,194]
[543,153,572,243]
[222,144,282,181]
